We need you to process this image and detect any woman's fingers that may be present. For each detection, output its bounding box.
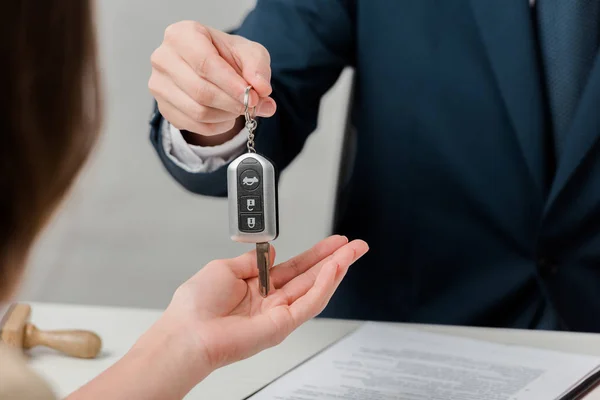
[235,240,367,355]
[223,244,276,280]
[270,235,348,288]
[287,263,338,325]
[287,240,369,324]
[276,240,368,306]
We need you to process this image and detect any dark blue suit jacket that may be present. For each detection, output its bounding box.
[150,1,600,332]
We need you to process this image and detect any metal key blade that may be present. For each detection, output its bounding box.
[256,242,271,297]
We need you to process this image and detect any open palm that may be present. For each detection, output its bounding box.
[166,235,368,369]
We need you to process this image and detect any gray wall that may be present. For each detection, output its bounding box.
[17,0,352,309]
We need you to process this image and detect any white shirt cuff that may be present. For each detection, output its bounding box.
[161,120,247,173]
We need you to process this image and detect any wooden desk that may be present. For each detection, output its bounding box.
[25,302,600,399]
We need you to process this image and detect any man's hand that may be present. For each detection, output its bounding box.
[149,21,277,145]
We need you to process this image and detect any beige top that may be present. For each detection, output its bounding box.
[0,344,56,400]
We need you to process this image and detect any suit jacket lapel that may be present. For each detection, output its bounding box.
[544,53,600,213]
[470,0,546,193]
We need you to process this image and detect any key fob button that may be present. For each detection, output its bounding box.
[240,196,262,212]
[239,169,260,191]
[239,213,264,232]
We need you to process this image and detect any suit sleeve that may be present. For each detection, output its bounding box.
[149,0,356,197]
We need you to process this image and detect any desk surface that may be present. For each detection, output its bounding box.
[23,302,600,399]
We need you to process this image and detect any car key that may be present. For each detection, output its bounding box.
[227,86,279,297]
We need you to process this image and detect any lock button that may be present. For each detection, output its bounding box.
[239,213,264,232]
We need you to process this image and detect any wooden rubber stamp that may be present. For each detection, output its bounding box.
[0,303,102,359]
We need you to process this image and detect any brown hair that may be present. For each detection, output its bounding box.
[0,1,102,299]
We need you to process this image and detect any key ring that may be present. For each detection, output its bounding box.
[244,86,257,153]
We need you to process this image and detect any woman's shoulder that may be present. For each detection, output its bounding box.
[0,344,56,400]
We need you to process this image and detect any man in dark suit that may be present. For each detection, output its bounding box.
[148,1,600,332]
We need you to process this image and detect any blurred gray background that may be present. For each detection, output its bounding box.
[17,0,352,308]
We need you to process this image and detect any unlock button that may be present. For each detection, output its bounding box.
[241,196,262,212]
[240,213,264,232]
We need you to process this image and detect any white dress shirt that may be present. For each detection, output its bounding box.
[161,121,247,173]
[162,0,536,172]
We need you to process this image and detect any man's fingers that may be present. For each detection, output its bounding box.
[270,235,348,288]
[208,29,272,99]
[153,21,276,126]
[279,240,368,308]
[172,29,259,108]
[256,97,277,118]
[236,40,273,98]
[150,73,239,124]
[154,96,210,134]
[152,45,248,115]
[157,100,237,136]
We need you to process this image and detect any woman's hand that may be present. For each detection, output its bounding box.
[163,235,368,370]
[67,235,367,400]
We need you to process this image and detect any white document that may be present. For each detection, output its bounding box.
[249,322,600,400]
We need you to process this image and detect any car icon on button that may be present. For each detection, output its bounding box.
[243,176,259,186]
[240,169,260,190]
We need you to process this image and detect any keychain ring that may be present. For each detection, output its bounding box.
[243,85,258,153]
[243,86,257,122]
